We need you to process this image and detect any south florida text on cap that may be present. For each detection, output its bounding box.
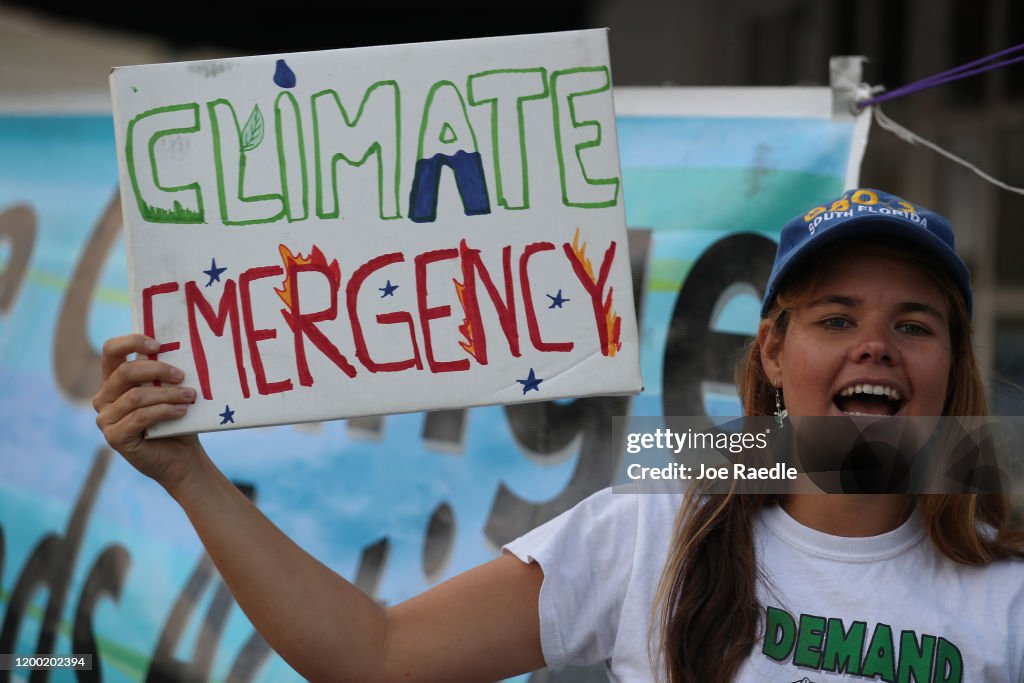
[760,188,973,318]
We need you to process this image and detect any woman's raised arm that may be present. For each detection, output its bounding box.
[94,334,545,683]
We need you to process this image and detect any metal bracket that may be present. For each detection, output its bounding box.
[830,55,869,120]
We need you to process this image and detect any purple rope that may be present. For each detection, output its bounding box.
[857,42,1024,108]
[903,41,1024,89]
[862,53,1024,106]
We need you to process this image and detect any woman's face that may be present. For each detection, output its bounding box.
[760,250,952,418]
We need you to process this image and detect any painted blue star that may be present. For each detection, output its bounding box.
[546,289,570,308]
[203,258,227,287]
[219,405,235,425]
[517,368,543,394]
[379,280,399,297]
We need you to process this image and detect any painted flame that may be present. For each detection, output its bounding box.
[453,278,480,361]
[570,228,621,356]
[569,227,596,282]
[603,287,622,357]
[275,244,341,310]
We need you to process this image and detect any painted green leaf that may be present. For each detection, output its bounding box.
[241,105,264,152]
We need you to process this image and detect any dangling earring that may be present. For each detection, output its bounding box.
[774,386,788,427]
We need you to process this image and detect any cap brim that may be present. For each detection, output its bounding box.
[761,214,972,317]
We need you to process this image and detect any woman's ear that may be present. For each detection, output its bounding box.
[758,318,783,385]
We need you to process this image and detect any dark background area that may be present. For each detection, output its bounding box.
[7,0,1022,92]
[3,0,592,54]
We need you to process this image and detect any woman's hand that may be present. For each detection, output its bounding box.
[93,333,204,493]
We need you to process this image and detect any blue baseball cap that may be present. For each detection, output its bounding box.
[760,188,972,318]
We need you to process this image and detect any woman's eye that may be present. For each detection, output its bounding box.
[898,322,931,336]
[822,317,850,329]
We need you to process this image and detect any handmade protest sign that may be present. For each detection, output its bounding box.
[109,29,641,436]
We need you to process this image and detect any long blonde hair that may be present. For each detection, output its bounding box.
[653,240,1024,683]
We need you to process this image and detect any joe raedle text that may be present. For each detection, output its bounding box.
[626,462,797,482]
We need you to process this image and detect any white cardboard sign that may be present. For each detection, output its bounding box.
[110,29,641,436]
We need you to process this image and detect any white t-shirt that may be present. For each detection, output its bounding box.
[503,487,1024,682]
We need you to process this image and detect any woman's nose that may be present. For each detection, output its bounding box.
[848,323,898,364]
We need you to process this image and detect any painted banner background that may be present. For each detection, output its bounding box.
[0,85,868,682]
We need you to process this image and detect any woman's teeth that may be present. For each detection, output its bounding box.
[837,384,901,401]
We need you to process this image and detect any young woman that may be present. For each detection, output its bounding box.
[94,188,1024,682]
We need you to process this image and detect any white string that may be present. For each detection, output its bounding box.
[872,106,1024,196]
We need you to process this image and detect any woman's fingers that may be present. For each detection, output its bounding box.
[96,382,195,451]
[99,402,187,449]
[96,383,195,429]
[94,334,193,451]
[96,334,205,488]
[96,385,196,463]
[93,358,184,412]
[101,333,159,381]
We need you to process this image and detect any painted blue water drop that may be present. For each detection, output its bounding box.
[273,59,297,88]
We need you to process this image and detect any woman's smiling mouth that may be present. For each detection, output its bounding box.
[834,383,904,416]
